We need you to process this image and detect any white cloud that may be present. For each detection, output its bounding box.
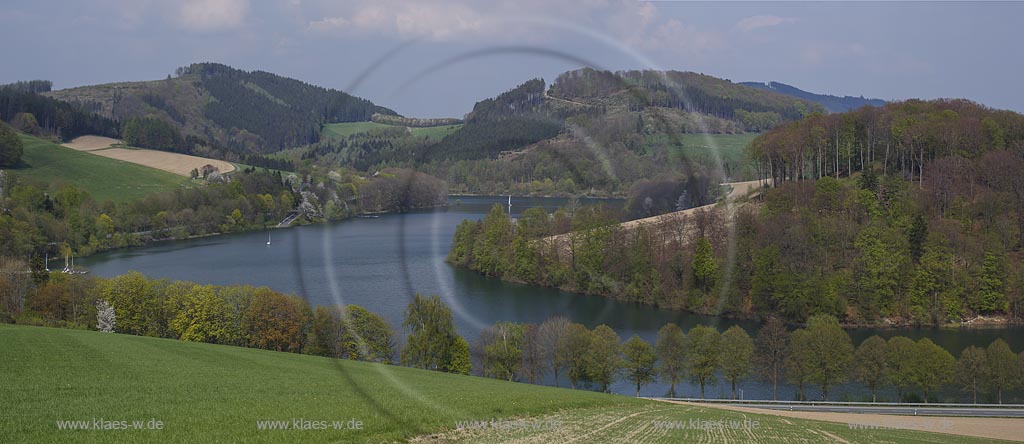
[304,0,722,58]
[735,15,797,33]
[307,1,486,41]
[177,0,249,32]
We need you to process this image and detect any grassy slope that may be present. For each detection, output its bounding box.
[658,133,759,180]
[11,134,191,203]
[1,324,1001,444]
[321,122,463,141]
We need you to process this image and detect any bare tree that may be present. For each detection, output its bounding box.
[0,257,31,316]
[520,324,546,383]
[538,316,569,386]
[754,316,790,400]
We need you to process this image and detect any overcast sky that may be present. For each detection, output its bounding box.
[1,1,1021,117]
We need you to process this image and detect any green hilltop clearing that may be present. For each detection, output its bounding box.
[0,324,1002,444]
[321,121,463,142]
[10,134,191,203]
[663,132,760,180]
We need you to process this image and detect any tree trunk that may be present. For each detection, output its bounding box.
[636,381,641,398]
[700,382,705,400]
[732,380,737,399]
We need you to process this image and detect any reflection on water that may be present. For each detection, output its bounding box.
[79,196,1024,400]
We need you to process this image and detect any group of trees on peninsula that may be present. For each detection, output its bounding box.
[450,99,1024,325]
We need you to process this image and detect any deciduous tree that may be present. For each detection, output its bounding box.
[720,326,754,399]
[686,325,720,399]
[956,346,986,404]
[621,335,656,397]
[656,323,687,397]
[587,325,622,392]
[986,339,1021,404]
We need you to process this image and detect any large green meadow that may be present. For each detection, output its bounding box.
[10,134,191,203]
[1,324,1001,444]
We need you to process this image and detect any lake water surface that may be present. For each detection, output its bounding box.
[79,196,1024,401]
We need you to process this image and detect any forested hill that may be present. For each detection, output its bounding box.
[741,81,887,113]
[44,63,396,152]
[547,69,824,128]
[418,69,822,163]
[450,98,1024,325]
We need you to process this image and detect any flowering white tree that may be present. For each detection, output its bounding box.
[96,300,116,333]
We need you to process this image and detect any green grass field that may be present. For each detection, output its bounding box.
[653,132,760,180]
[10,134,192,203]
[321,122,463,142]
[1,324,1003,444]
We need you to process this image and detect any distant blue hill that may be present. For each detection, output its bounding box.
[740,81,886,113]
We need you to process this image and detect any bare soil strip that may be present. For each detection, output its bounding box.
[61,135,121,151]
[669,401,1024,443]
[90,148,235,177]
[61,136,236,177]
[541,179,768,256]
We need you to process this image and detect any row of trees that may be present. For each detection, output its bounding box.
[2,269,471,375]
[749,99,1024,187]
[8,270,395,359]
[0,85,120,141]
[469,313,1024,403]
[5,269,1022,403]
[548,68,819,124]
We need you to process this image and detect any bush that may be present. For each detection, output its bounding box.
[0,121,24,167]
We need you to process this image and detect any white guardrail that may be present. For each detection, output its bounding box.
[646,398,1024,409]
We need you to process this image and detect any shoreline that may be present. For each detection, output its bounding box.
[452,264,1023,330]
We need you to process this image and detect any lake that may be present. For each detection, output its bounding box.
[79,196,1024,401]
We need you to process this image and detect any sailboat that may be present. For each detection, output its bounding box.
[267,232,271,246]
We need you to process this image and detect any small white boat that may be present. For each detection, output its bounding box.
[266,233,271,246]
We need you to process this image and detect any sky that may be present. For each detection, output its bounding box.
[1,0,1021,117]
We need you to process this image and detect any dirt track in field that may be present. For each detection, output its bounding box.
[672,401,1024,443]
[62,136,236,177]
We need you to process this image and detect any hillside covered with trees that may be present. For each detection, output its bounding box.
[740,81,887,113]
[44,63,396,153]
[451,99,1024,326]
[299,69,820,197]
